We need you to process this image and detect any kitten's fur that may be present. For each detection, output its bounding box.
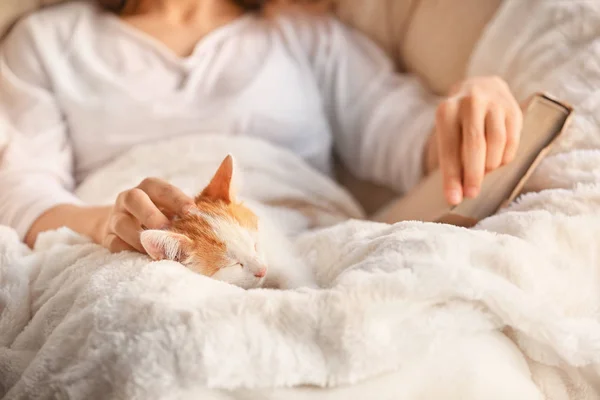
[140,155,316,290]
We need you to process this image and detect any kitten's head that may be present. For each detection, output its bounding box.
[140,155,268,289]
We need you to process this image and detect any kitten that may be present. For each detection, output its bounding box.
[140,155,317,290]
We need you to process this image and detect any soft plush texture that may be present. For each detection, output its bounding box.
[3,0,600,399]
[2,123,600,398]
[0,133,577,399]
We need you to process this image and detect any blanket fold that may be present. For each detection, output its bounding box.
[1,131,600,399]
[3,0,600,398]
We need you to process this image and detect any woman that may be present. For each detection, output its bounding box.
[0,0,522,253]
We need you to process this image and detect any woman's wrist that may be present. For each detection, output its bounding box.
[25,204,111,248]
[83,205,112,244]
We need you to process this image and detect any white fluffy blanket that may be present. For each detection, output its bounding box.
[3,1,600,399]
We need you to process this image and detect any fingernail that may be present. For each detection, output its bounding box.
[448,189,462,205]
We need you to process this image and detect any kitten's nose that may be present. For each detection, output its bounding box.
[254,267,267,278]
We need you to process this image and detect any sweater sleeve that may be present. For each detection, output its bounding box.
[285,13,441,193]
[0,16,82,240]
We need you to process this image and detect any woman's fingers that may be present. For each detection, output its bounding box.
[484,108,506,171]
[109,211,145,252]
[436,100,463,205]
[137,178,196,217]
[434,76,523,203]
[503,104,523,164]
[460,95,487,199]
[115,178,196,230]
[103,232,137,253]
[105,178,195,254]
[118,188,170,230]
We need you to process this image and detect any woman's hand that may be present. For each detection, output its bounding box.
[427,76,523,205]
[98,178,196,253]
[24,178,195,252]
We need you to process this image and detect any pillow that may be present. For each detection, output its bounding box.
[335,0,504,94]
[0,0,67,39]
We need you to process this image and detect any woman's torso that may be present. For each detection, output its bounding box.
[35,1,332,183]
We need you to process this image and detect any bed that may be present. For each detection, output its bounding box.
[1,1,600,399]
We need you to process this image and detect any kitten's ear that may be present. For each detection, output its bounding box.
[200,154,236,203]
[140,230,192,262]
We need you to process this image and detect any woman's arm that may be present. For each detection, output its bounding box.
[0,16,84,245]
[289,14,521,203]
[1,16,197,251]
[286,13,441,194]
[24,205,110,248]
[25,178,196,253]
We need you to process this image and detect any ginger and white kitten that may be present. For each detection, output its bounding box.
[140,155,316,290]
